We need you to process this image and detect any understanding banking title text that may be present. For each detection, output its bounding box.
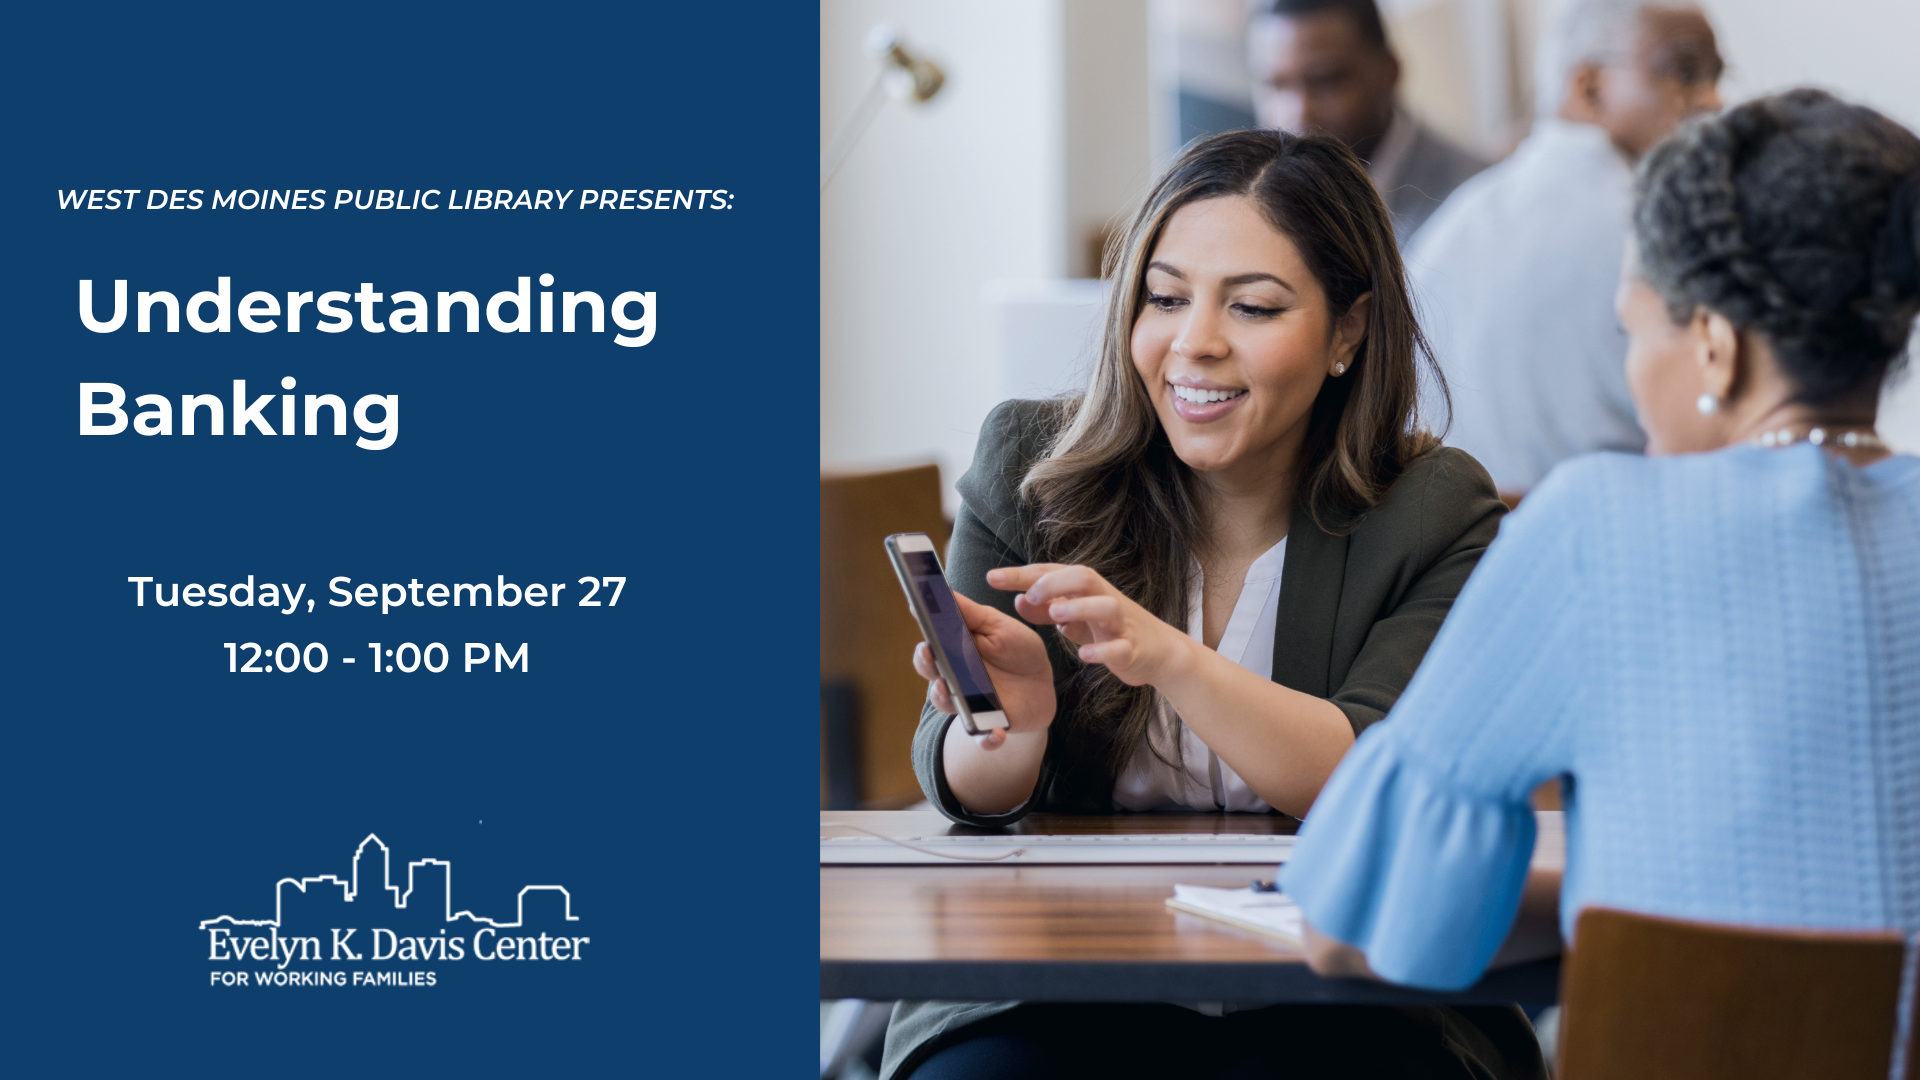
[76,273,653,450]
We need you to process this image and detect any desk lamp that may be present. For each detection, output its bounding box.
[822,23,947,190]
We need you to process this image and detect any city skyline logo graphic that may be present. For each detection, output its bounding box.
[203,833,587,987]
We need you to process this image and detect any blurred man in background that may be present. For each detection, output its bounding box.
[1408,0,1724,497]
[1248,0,1487,245]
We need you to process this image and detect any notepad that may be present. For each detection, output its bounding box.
[1165,884,1304,945]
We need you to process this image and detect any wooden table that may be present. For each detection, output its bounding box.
[822,810,1563,1004]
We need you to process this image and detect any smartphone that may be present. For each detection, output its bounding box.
[884,533,1011,735]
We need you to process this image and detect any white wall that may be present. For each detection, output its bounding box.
[1696,0,1920,130]
[821,1,1063,502]
[821,1,1152,510]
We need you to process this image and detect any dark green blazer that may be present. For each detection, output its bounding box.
[911,397,1508,828]
[884,400,1525,1080]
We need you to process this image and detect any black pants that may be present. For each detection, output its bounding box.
[907,1003,1543,1080]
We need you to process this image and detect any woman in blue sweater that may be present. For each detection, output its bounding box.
[1285,88,1920,988]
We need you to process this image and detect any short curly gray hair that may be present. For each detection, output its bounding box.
[1535,0,1681,117]
[1633,88,1920,404]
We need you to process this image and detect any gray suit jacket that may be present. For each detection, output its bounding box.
[882,400,1533,1080]
[1378,115,1489,246]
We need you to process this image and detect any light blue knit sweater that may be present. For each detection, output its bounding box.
[1284,444,1920,990]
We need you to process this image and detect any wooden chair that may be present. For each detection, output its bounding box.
[1557,907,1911,1080]
[821,464,951,809]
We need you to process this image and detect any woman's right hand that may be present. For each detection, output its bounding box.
[912,590,1056,749]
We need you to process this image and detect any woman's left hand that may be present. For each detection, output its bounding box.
[986,563,1196,688]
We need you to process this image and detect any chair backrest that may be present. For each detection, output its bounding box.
[820,464,950,809]
[1558,907,1909,1080]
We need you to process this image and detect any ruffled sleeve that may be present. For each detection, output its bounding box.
[1281,733,1539,988]
[1281,458,1601,989]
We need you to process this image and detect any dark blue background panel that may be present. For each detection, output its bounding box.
[2,3,819,1075]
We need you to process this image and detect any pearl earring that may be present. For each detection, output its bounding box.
[1695,393,1719,416]
[1333,363,1347,376]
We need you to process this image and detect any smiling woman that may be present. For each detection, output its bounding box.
[885,130,1532,1080]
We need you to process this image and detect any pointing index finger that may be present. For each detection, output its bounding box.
[1020,565,1105,604]
[986,563,1066,592]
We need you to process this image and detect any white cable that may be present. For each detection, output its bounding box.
[1892,931,1919,1080]
[821,821,1027,862]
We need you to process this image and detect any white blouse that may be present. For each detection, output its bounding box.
[1111,537,1286,813]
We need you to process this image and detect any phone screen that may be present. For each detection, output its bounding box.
[900,551,1004,716]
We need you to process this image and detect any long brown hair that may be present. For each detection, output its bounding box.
[1019,128,1446,776]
